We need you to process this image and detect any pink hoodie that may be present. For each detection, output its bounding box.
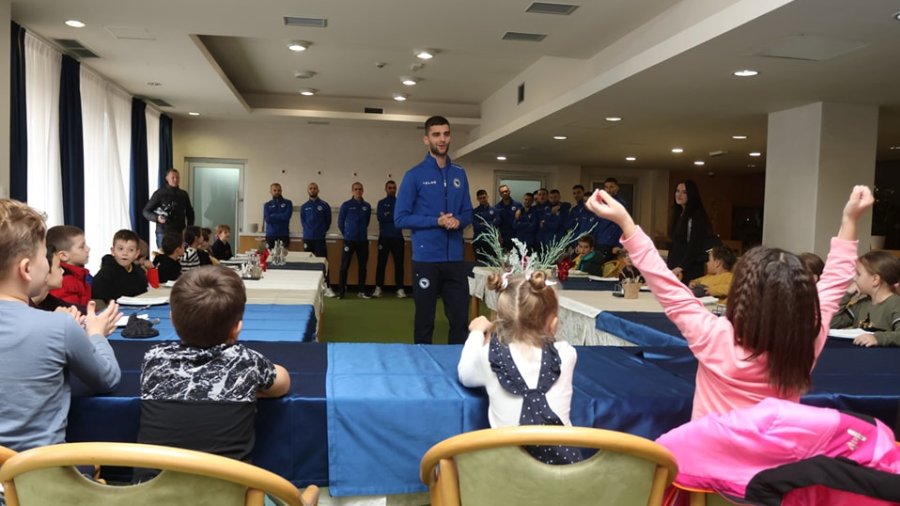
[621,227,857,419]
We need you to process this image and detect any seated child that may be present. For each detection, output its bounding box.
[830,250,900,347]
[152,233,184,283]
[210,224,234,261]
[179,226,202,272]
[0,199,121,452]
[30,241,84,316]
[688,245,736,303]
[602,249,644,282]
[459,270,580,465]
[197,227,218,266]
[799,252,825,282]
[92,229,149,302]
[46,225,92,306]
[138,266,290,464]
[571,235,604,276]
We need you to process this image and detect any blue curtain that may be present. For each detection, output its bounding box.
[59,55,84,228]
[130,98,149,241]
[158,113,173,187]
[10,22,27,201]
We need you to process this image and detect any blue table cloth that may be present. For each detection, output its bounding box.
[112,303,316,342]
[595,311,688,347]
[561,277,617,291]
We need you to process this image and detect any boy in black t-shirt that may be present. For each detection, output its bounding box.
[91,229,148,302]
[151,233,184,283]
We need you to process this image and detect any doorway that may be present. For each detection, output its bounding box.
[188,159,244,254]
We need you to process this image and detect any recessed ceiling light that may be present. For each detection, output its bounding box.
[299,88,317,96]
[188,112,200,116]
[401,77,419,86]
[894,11,900,21]
[65,20,85,28]
[392,93,408,102]
[694,160,705,166]
[733,69,759,77]
[287,41,310,52]
[625,156,636,161]
[732,135,748,140]
[671,147,684,154]
[415,49,436,60]
[604,116,622,122]
[496,156,507,161]
[749,152,762,157]
[553,135,567,140]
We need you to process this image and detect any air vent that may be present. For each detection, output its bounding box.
[502,32,547,42]
[364,107,384,114]
[53,38,99,58]
[284,16,328,28]
[70,48,99,58]
[53,38,82,49]
[526,2,579,15]
[307,120,330,125]
[144,97,172,107]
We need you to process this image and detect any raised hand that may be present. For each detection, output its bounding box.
[84,300,122,338]
[843,185,874,222]
[585,189,637,239]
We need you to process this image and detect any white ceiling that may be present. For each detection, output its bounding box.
[11,0,900,172]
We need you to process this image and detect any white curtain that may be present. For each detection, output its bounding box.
[145,107,161,246]
[24,34,63,225]
[80,67,132,273]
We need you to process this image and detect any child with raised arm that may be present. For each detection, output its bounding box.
[0,199,121,452]
[138,266,290,464]
[584,186,872,419]
[458,270,580,465]
[830,250,900,347]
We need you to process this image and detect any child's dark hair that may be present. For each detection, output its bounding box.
[710,245,737,271]
[578,235,595,248]
[859,250,900,293]
[170,266,246,348]
[0,200,46,274]
[46,225,84,253]
[200,227,212,242]
[726,247,820,396]
[113,229,140,246]
[183,226,201,246]
[486,271,559,347]
[798,252,824,278]
[160,233,183,255]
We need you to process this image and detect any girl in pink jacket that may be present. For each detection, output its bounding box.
[584,186,874,419]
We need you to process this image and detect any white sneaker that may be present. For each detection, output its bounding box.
[324,286,337,298]
[396,288,407,299]
[372,286,383,298]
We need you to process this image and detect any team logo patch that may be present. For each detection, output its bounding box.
[317,205,323,211]
[362,206,369,212]
[419,277,431,289]
[453,178,461,188]
[489,210,494,215]
[344,246,350,252]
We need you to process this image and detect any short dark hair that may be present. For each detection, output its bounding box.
[798,253,824,278]
[604,177,619,185]
[161,233,183,255]
[385,180,396,187]
[524,192,534,198]
[424,115,449,132]
[200,227,212,241]
[112,229,140,247]
[572,184,585,191]
[578,235,595,248]
[476,189,487,197]
[550,189,560,195]
[709,245,737,271]
[183,226,201,246]
[170,266,246,348]
[46,225,84,253]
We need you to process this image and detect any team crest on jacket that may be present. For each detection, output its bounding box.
[419,277,431,289]
[452,178,461,188]
[317,205,323,211]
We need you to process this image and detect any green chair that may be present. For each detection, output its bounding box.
[420,426,678,506]
[0,442,318,506]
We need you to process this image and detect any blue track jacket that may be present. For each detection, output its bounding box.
[395,153,473,262]
[263,197,293,237]
[473,204,499,240]
[377,196,402,239]
[300,198,332,240]
[338,198,371,241]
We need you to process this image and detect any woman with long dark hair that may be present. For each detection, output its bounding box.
[667,180,713,284]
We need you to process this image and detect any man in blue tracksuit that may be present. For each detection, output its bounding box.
[395,115,473,345]
[374,180,406,298]
[300,182,331,258]
[494,185,520,251]
[337,182,372,299]
[472,189,498,266]
[263,182,293,249]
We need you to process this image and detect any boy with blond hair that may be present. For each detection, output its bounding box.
[92,229,148,302]
[210,224,233,261]
[47,225,92,306]
[0,199,121,452]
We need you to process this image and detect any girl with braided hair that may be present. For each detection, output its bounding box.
[585,186,874,419]
[458,270,581,464]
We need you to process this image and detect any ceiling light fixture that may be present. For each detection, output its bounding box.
[299,88,317,96]
[287,41,310,52]
[604,116,622,122]
[671,147,684,154]
[392,93,408,102]
[894,11,900,21]
[188,112,200,116]
[749,152,762,157]
[65,20,86,28]
[401,77,419,86]
[553,135,567,140]
[694,160,705,166]
[625,156,636,161]
[732,135,748,140]
[733,69,759,77]
[496,156,507,161]
[415,49,436,60]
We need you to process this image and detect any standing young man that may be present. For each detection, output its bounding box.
[337,182,372,299]
[142,168,195,248]
[395,116,473,344]
[300,182,335,298]
[374,180,406,298]
[472,189,497,266]
[263,182,293,249]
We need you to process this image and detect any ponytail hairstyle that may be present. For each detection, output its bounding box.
[858,250,900,294]
[486,270,559,347]
[725,246,820,396]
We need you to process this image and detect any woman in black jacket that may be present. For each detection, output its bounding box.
[667,180,715,284]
